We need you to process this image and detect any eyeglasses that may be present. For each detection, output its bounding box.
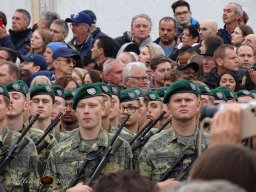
[57,58,76,65]
[120,105,139,114]
[175,11,190,17]
[128,76,148,82]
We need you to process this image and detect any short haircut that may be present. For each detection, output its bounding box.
[204,35,223,48]
[228,2,243,17]
[183,24,200,39]
[51,19,69,34]
[122,62,146,79]
[15,9,31,23]
[93,171,159,192]
[159,16,176,27]
[0,47,17,63]
[213,44,234,61]
[236,44,255,55]
[40,10,60,28]
[150,55,173,71]
[0,11,7,26]
[102,58,117,73]
[96,36,118,58]
[171,0,190,13]
[131,14,152,27]
[179,45,197,56]
[0,60,20,79]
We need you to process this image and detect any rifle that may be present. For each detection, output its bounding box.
[35,112,62,153]
[0,113,40,173]
[131,111,166,151]
[68,113,130,188]
[135,118,172,149]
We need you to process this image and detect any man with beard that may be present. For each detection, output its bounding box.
[61,90,78,131]
[154,17,177,58]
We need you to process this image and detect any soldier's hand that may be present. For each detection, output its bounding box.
[66,182,93,192]
[209,104,241,147]
[157,178,180,190]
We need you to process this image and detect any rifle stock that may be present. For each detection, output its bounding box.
[131,111,166,151]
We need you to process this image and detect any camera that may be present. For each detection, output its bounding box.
[200,102,256,139]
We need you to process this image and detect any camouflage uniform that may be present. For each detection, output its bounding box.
[111,126,135,143]
[138,127,208,181]
[0,127,40,191]
[26,127,58,177]
[43,128,133,191]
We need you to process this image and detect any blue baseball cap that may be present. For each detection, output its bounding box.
[65,11,92,26]
[21,54,47,71]
[47,42,68,53]
[52,47,80,60]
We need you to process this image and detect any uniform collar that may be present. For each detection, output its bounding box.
[71,128,109,153]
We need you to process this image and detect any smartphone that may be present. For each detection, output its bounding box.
[0,19,3,27]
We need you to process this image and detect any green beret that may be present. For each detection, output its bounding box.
[217,86,237,100]
[120,89,139,103]
[94,82,111,96]
[64,90,77,100]
[72,84,104,109]
[5,80,29,95]
[129,87,144,97]
[52,85,65,98]
[144,91,161,101]
[30,84,55,101]
[198,85,213,96]
[236,90,254,98]
[211,88,227,101]
[108,84,120,98]
[155,87,167,98]
[0,84,10,99]
[163,79,199,104]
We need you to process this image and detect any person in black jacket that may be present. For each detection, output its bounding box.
[0,9,32,56]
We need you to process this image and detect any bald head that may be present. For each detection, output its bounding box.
[243,34,256,50]
[199,19,218,41]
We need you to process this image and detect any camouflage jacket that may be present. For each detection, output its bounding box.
[26,128,58,177]
[43,128,133,191]
[138,128,208,181]
[0,127,40,191]
[110,126,135,143]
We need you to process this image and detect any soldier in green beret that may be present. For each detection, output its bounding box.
[61,90,79,131]
[139,79,208,181]
[94,82,113,132]
[155,86,171,129]
[217,86,237,103]
[211,88,227,105]
[236,89,254,103]
[120,88,142,135]
[198,84,214,106]
[30,84,55,131]
[129,87,148,131]
[51,85,66,141]
[0,84,40,191]
[144,91,163,129]
[43,83,133,191]
[108,83,121,128]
